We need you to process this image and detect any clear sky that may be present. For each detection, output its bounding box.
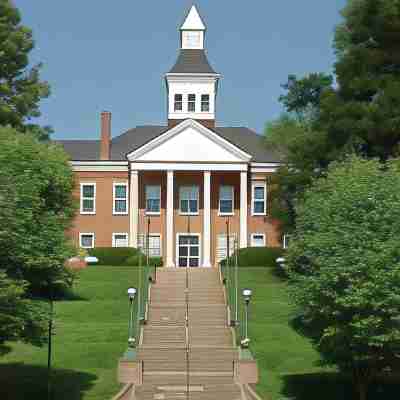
[15,0,347,140]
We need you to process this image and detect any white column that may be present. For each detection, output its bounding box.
[203,171,211,267]
[240,171,248,248]
[166,170,175,267]
[129,170,139,248]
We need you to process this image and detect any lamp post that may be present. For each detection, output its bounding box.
[276,257,286,271]
[47,282,54,400]
[241,289,252,348]
[127,287,137,348]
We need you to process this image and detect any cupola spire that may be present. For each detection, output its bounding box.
[180,5,206,31]
[180,5,206,50]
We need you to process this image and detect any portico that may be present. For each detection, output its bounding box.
[128,164,248,268]
[126,119,252,268]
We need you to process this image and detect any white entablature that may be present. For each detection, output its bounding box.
[127,119,251,166]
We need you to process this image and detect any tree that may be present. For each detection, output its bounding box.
[0,126,76,347]
[265,74,333,232]
[321,0,400,160]
[0,272,47,354]
[0,0,51,139]
[266,0,400,231]
[286,156,400,400]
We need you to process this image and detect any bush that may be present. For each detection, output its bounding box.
[221,247,285,267]
[87,248,164,267]
[88,247,142,266]
[125,255,163,267]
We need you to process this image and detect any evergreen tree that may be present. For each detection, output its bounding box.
[0,0,50,139]
[266,0,400,231]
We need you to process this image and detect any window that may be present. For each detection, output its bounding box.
[138,234,162,257]
[113,183,128,215]
[80,233,95,249]
[146,185,161,214]
[80,183,96,214]
[113,233,129,248]
[219,185,234,215]
[283,234,290,250]
[182,31,202,49]
[252,182,267,216]
[216,234,236,264]
[251,233,266,247]
[174,94,183,111]
[188,94,196,112]
[201,94,210,112]
[180,186,199,215]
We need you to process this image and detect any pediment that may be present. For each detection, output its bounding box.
[127,120,251,163]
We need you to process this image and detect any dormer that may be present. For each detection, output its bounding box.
[165,5,220,129]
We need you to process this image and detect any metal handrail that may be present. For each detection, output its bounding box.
[220,238,244,346]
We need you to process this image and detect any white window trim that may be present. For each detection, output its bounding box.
[145,184,161,216]
[138,233,162,257]
[218,185,235,216]
[201,94,210,112]
[250,233,266,247]
[174,94,183,112]
[80,183,96,215]
[113,182,128,215]
[187,93,196,112]
[283,234,290,250]
[176,233,201,268]
[112,232,129,248]
[79,232,95,249]
[179,185,200,216]
[251,182,267,216]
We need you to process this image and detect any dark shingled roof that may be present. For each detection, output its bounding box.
[214,127,281,163]
[57,125,281,163]
[168,50,217,74]
[55,140,100,161]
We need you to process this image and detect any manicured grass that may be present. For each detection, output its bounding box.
[238,267,400,400]
[0,266,139,400]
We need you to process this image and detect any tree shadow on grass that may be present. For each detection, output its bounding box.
[0,363,97,400]
[281,372,400,400]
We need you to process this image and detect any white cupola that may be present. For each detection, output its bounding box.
[180,5,206,50]
[165,5,220,129]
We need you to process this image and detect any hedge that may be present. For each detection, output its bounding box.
[87,247,154,266]
[220,247,285,267]
[125,255,163,267]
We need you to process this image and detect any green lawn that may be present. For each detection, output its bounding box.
[0,266,138,400]
[2,266,399,400]
[238,267,400,400]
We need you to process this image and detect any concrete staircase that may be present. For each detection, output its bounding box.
[134,268,244,400]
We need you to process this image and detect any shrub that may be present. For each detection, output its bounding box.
[221,247,285,267]
[125,255,163,267]
[88,247,142,266]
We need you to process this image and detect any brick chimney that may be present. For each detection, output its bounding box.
[100,111,111,160]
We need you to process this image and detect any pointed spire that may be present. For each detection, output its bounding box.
[180,5,206,31]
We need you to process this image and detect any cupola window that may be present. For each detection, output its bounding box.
[201,94,210,112]
[188,94,196,112]
[174,94,183,111]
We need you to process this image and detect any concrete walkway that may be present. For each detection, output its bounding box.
[133,268,246,400]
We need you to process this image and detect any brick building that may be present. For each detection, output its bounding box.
[58,5,283,268]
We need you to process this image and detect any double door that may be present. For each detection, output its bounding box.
[178,235,200,267]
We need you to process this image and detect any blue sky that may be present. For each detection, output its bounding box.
[15,0,347,140]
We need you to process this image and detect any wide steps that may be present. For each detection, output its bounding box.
[134,268,245,400]
[142,326,186,346]
[135,384,242,400]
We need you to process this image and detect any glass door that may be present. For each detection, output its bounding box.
[178,235,200,267]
